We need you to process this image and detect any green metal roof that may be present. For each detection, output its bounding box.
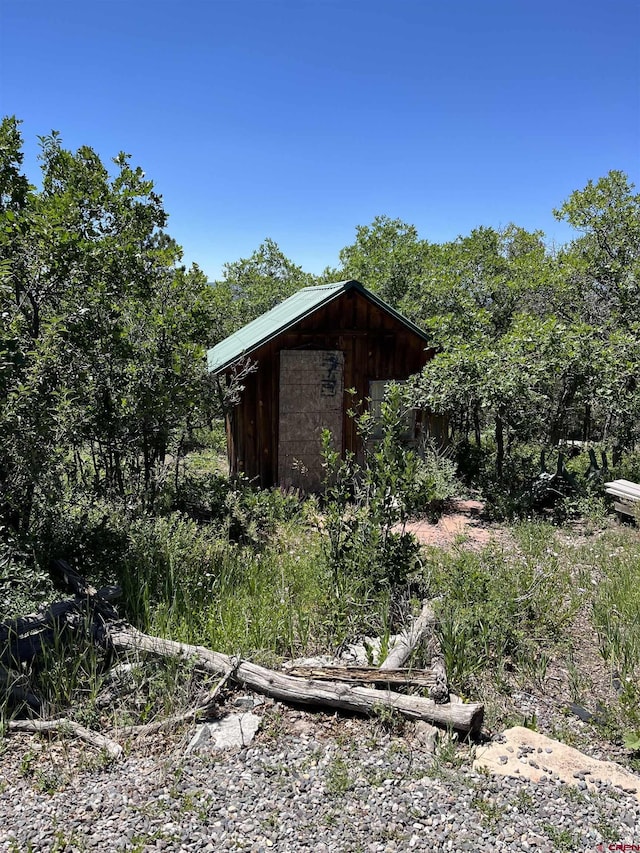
[207,279,430,374]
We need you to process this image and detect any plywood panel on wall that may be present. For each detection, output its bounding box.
[277,350,344,491]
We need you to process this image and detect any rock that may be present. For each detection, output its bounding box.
[567,703,593,722]
[473,726,640,803]
[186,712,261,754]
[414,721,438,754]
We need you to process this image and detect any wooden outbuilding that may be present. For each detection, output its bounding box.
[207,280,438,490]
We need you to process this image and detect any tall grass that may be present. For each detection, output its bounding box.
[585,536,640,677]
[423,522,580,693]
[131,520,332,659]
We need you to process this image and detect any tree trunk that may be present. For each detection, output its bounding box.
[495,412,504,479]
[473,406,481,448]
[582,403,591,443]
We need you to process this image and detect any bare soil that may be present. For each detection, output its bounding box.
[405,499,511,550]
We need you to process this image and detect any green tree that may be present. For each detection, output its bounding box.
[404,225,554,338]
[338,215,430,307]
[414,315,598,478]
[554,170,640,328]
[210,237,316,337]
[0,117,218,532]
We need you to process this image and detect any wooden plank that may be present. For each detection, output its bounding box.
[614,479,640,490]
[605,479,640,490]
[284,665,441,690]
[605,484,640,501]
[605,479,640,493]
[614,501,637,518]
[605,487,637,500]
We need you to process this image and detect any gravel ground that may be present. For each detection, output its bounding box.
[1,705,639,853]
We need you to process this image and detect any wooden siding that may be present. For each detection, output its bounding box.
[226,288,433,488]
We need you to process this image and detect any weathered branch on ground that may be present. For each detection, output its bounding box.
[379,598,449,704]
[109,626,483,734]
[112,670,232,738]
[379,599,438,670]
[8,718,123,760]
[285,665,443,692]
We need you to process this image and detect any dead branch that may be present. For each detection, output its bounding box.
[8,718,123,760]
[108,626,483,733]
[379,599,449,703]
[380,599,438,670]
[113,670,232,738]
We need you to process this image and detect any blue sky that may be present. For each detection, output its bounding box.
[1,0,638,280]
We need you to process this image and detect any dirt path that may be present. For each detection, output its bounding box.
[405,499,508,550]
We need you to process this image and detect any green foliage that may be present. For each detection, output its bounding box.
[320,384,457,591]
[471,792,506,828]
[338,215,430,307]
[174,470,303,546]
[325,754,354,794]
[566,530,640,744]
[0,526,55,617]
[543,824,577,852]
[554,170,640,329]
[0,116,219,538]
[425,523,578,692]
[389,174,640,497]
[613,447,640,482]
[29,624,106,719]
[209,237,316,338]
[4,118,640,760]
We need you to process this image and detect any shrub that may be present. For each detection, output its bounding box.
[0,526,55,618]
[174,471,303,546]
[320,384,458,591]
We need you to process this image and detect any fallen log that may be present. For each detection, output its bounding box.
[380,599,438,670]
[108,626,483,734]
[285,665,443,692]
[379,599,449,703]
[8,718,123,760]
